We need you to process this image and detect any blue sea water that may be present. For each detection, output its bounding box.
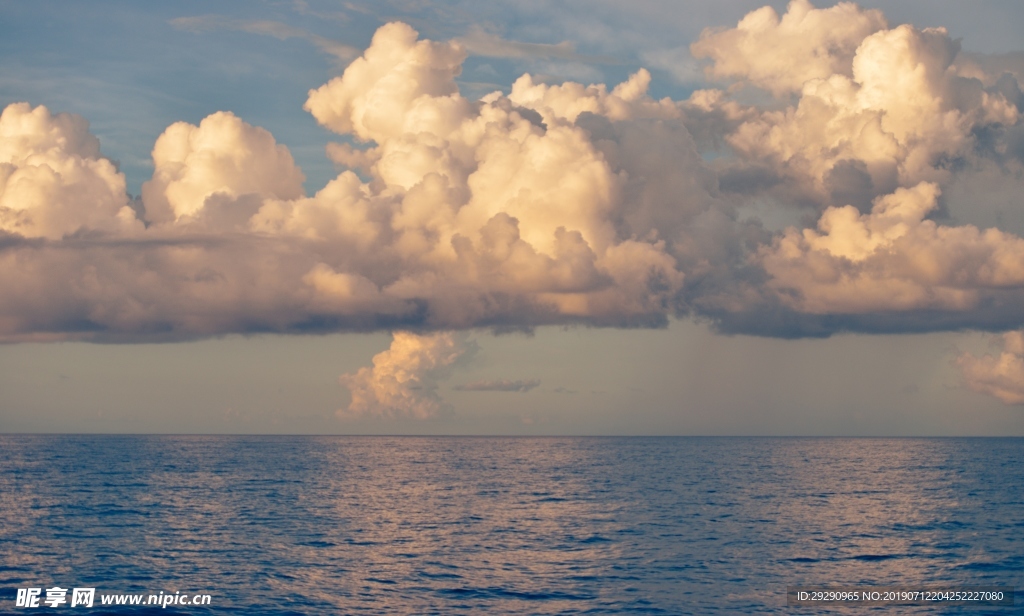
[0,436,1021,614]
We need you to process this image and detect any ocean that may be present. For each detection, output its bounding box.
[1,436,1020,614]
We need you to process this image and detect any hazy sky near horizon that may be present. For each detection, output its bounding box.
[3,0,1024,435]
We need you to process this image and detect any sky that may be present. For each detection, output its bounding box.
[2,0,1024,435]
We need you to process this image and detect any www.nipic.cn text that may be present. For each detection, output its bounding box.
[15,587,213,609]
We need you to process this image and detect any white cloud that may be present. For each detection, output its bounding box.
[760,182,1024,314]
[2,5,1024,347]
[0,103,141,239]
[719,23,1017,198]
[691,0,887,96]
[339,331,475,419]
[142,111,305,224]
[957,332,1024,404]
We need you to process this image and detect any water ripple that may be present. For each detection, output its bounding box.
[0,436,1021,614]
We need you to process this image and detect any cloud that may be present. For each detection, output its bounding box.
[640,46,703,84]
[760,182,1024,314]
[678,0,1024,336]
[711,17,1019,201]
[955,51,1024,87]
[455,26,610,63]
[691,0,887,97]
[0,22,688,342]
[0,103,141,239]
[455,378,540,392]
[170,16,359,63]
[338,331,475,419]
[957,332,1024,404]
[142,111,306,224]
[3,4,1024,345]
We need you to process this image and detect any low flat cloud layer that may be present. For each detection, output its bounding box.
[455,379,541,392]
[4,1,1024,407]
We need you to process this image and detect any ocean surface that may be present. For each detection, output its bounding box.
[0,436,1020,614]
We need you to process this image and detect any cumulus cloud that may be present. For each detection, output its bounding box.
[0,22,688,342]
[676,0,1024,337]
[957,332,1024,404]
[761,182,1024,314]
[0,103,140,239]
[339,331,474,419]
[455,378,540,392]
[710,17,1019,201]
[142,111,305,224]
[692,0,887,96]
[3,3,1024,355]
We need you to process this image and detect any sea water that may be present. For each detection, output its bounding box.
[1,436,1021,614]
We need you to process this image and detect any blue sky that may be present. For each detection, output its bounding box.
[2,1,1024,435]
